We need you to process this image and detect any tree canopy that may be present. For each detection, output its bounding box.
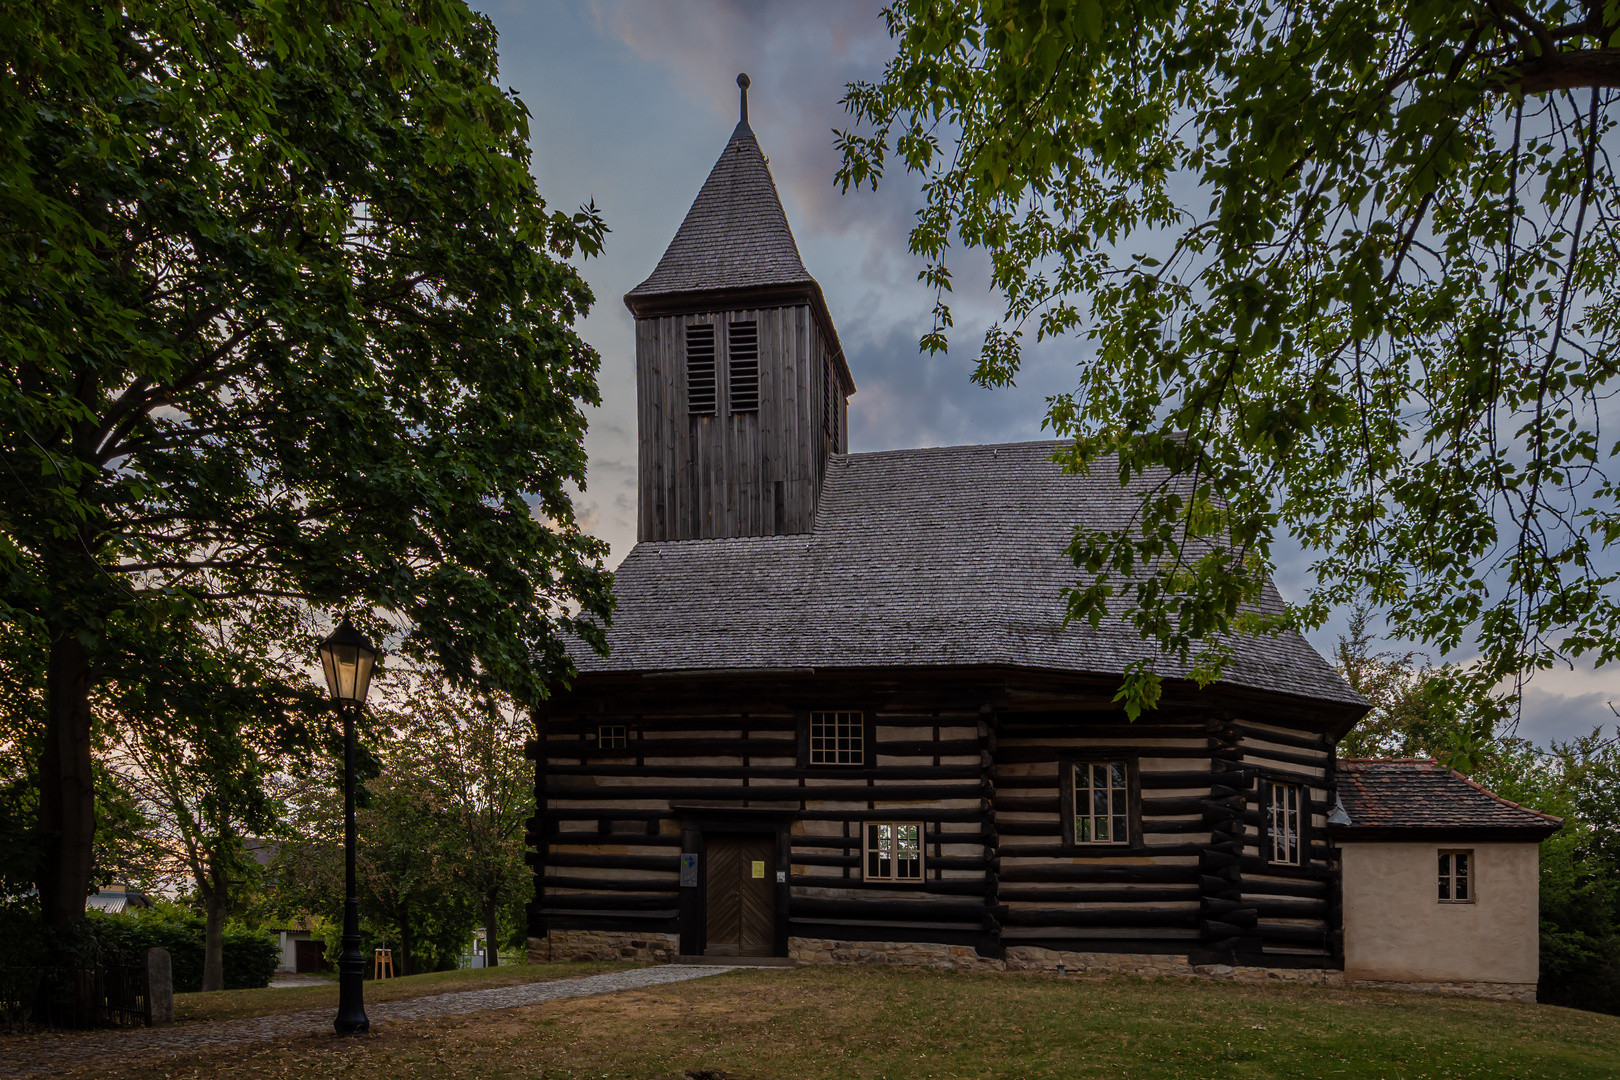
[838,0,1620,715]
[2,0,612,929]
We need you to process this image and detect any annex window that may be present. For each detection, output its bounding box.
[686,323,716,415]
[1439,850,1473,903]
[1268,782,1302,865]
[598,724,627,750]
[810,711,863,765]
[728,321,759,412]
[1074,761,1129,845]
[865,822,922,882]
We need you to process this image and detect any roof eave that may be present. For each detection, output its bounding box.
[623,280,856,396]
[1329,824,1564,842]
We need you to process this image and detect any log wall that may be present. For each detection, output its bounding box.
[526,679,1341,967]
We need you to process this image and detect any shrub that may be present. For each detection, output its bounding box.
[86,906,279,991]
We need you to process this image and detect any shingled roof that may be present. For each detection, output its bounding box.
[1333,759,1563,840]
[574,441,1364,710]
[627,118,814,299]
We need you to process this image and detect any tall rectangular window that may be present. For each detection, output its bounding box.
[686,323,716,415]
[1269,782,1301,865]
[1074,761,1128,844]
[865,822,922,881]
[728,321,758,412]
[810,711,862,765]
[1439,850,1473,902]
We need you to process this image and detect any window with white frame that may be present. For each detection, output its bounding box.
[1439,850,1473,902]
[864,822,922,881]
[1268,782,1301,865]
[598,725,627,750]
[810,711,863,765]
[1073,761,1129,845]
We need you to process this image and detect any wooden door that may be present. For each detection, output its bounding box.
[704,834,776,956]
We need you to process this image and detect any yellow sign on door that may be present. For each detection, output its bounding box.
[751,861,765,878]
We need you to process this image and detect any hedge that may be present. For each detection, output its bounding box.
[86,910,279,992]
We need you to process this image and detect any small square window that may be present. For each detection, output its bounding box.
[864,822,922,882]
[1073,761,1129,845]
[810,711,863,765]
[599,725,627,750]
[1439,850,1473,903]
[1269,782,1302,865]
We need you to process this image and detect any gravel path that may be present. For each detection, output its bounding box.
[0,965,740,1078]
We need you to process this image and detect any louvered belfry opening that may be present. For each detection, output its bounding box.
[728,321,759,412]
[627,102,853,542]
[686,323,716,415]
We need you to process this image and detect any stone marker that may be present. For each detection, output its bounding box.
[144,947,174,1026]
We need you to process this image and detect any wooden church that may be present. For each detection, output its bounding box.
[524,78,1557,991]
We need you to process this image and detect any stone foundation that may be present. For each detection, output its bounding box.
[788,937,1004,970]
[1347,978,1538,1003]
[787,938,1344,985]
[530,932,1532,1001]
[528,929,679,964]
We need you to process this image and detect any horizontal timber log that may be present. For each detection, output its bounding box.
[536,893,678,911]
[999,843,1206,860]
[1231,724,1328,752]
[541,833,684,847]
[791,898,990,923]
[998,864,1200,885]
[1240,856,1335,880]
[790,831,993,849]
[791,876,990,896]
[544,763,982,781]
[999,907,1201,929]
[1236,744,1331,770]
[1241,878,1329,899]
[542,875,683,893]
[543,853,680,871]
[542,807,990,824]
[997,886,1200,904]
[1253,898,1329,919]
[996,746,1212,764]
[550,782,986,803]
[1258,923,1329,947]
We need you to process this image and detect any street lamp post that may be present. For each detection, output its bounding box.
[318,616,379,1037]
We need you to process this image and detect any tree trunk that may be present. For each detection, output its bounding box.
[200,855,228,992]
[38,633,96,931]
[484,891,499,969]
[399,905,413,977]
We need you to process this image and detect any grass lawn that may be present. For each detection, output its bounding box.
[58,965,1620,1080]
[172,961,641,1024]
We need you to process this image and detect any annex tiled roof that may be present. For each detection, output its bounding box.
[628,120,815,298]
[1334,759,1563,839]
[575,440,1364,707]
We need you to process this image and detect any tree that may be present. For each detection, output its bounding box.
[392,685,531,968]
[2,1,612,932]
[102,618,315,991]
[838,1,1620,715]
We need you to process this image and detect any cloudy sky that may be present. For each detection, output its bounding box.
[484,0,1616,747]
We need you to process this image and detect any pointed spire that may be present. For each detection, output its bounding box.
[626,79,813,300]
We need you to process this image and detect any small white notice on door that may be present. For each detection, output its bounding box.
[751,860,765,878]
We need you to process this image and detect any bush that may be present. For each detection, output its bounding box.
[86,906,279,991]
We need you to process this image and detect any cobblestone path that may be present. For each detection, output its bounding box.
[0,964,739,1078]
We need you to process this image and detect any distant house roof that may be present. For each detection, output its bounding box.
[627,119,814,300]
[573,441,1364,712]
[86,886,149,914]
[1333,759,1563,841]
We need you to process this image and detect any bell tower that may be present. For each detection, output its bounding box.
[625,74,855,542]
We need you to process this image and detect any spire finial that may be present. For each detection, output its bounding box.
[737,72,750,127]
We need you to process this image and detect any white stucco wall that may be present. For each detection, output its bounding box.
[1341,841,1540,985]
